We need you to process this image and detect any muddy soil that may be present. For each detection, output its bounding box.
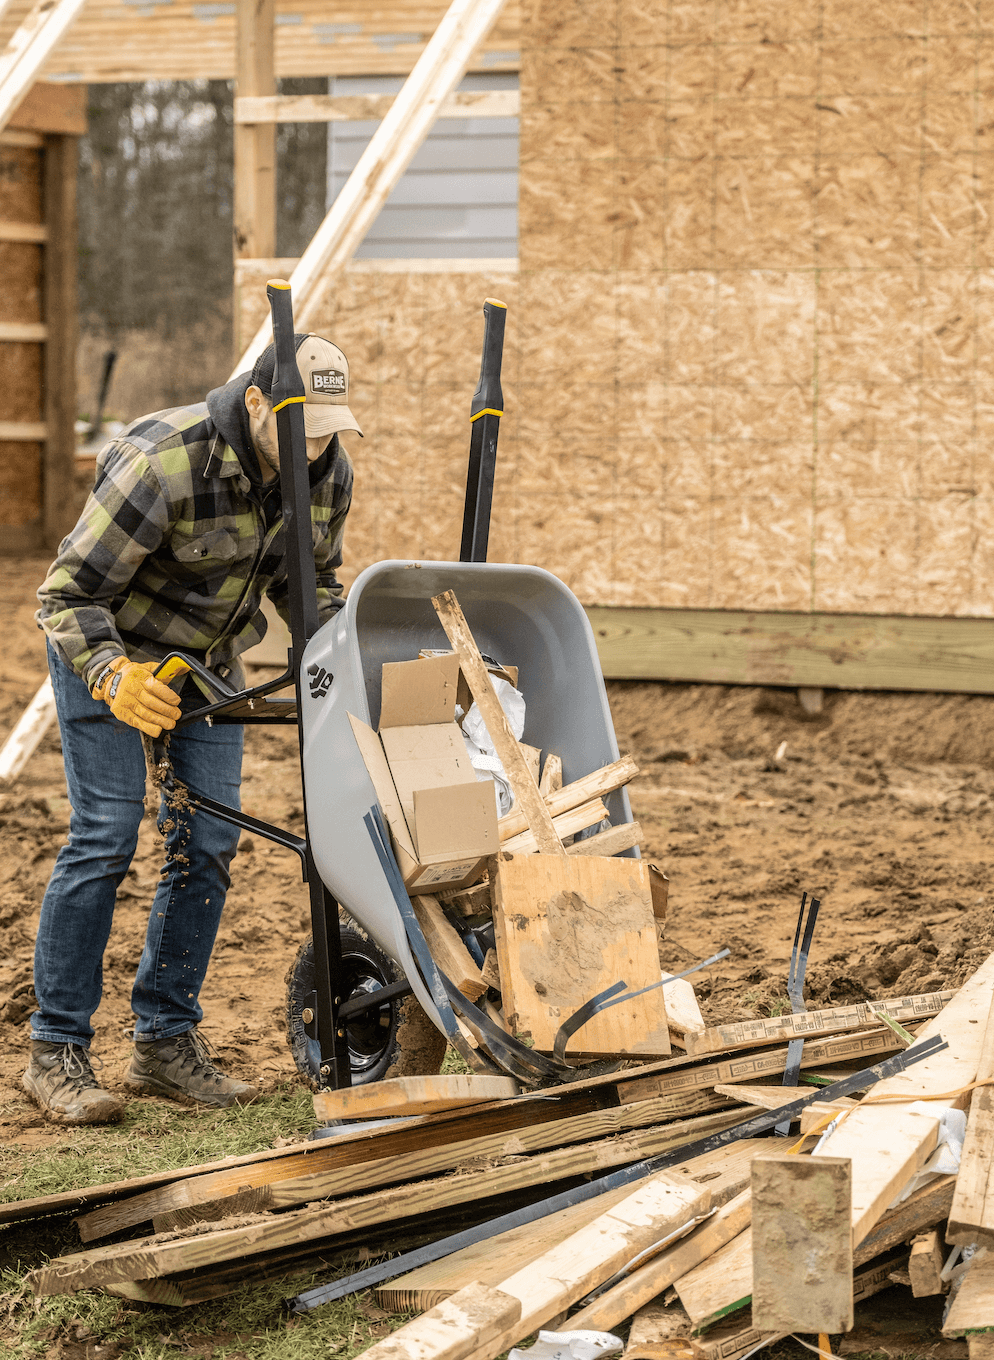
[2,552,993,1153]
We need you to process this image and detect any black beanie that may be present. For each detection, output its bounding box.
[250,332,310,398]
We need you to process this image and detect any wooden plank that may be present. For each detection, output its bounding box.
[493,853,670,1058]
[616,1026,907,1104]
[233,88,520,122]
[501,798,609,855]
[8,80,86,134]
[359,1281,522,1360]
[434,590,562,856]
[381,1144,762,1314]
[944,1248,994,1336]
[233,0,512,370]
[798,1097,858,1133]
[0,418,45,437]
[584,605,994,697]
[0,220,45,241]
[567,821,642,859]
[43,129,78,546]
[538,752,562,798]
[712,1084,815,1109]
[312,1073,518,1122]
[569,1186,754,1335]
[624,1300,699,1356]
[0,321,46,340]
[820,952,994,1247]
[31,1108,749,1298]
[233,0,275,261]
[948,991,994,1245]
[411,894,487,1001]
[363,1175,713,1360]
[908,1230,945,1297]
[497,755,639,844]
[751,1153,853,1333]
[0,0,89,136]
[684,991,952,1056]
[69,1085,608,1240]
[0,127,42,146]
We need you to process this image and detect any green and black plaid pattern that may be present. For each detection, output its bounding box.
[37,403,352,687]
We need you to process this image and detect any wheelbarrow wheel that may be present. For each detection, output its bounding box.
[285,918,446,1086]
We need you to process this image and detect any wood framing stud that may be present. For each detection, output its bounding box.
[233,0,276,261]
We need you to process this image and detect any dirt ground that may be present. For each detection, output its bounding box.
[3,551,994,1154]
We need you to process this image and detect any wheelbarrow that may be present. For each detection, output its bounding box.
[152,282,637,1095]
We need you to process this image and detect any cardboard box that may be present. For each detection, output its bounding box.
[349,655,499,893]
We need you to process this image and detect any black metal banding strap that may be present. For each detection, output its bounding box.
[289,1032,948,1314]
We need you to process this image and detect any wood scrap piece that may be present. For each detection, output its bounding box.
[480,949,500,990]
[411,894,487,1000]
[493,852,670,1058]
[438,878,493,916]
[751,1152,853,1333]
[648,864,668,921]
[943,1247,994,1336]
[367,1172,713,1360]
[908,1230,945,1297]
[520,744,541,784]
[799,1097,859,1133]
[712,1084,816,1109]
[34,1107,752,1298]
[566,821,642,858]
[623,1301,696,1357]
[947,991,994,1246]
[432,590,562,856]
[497,754,639,843]
[312,1074,518,1122]
[153,1185,274,1233]
[683,991,953,1056]
[501,798,608,854]
[381,1142,764,1314]
[660,974,703,1049]
[970,1339,994,1360]
[820,951,994,1248]
[539,752,562,797]
[356,1281,521,1360]
[616,1025,907,1105]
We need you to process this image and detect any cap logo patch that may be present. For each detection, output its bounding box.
[311,368,346,395]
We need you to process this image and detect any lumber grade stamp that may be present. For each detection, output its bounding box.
[683,992,952,1056]
[943,1247,994,1336]
[750,1152,853,1333]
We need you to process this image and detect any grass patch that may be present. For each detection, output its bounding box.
[0,1083,316,1204]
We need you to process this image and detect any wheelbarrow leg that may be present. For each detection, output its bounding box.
[306,861,352,1090]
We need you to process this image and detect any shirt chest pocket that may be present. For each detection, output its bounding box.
[172,528,240,564]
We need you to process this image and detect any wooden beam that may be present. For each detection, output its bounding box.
[751,1153,853,1333]
[433,590,562,856]
[233,0,275,261]
[947,991,994,1245]
[8,80,86,134]
[0,0,90,136]
[232,0,510,373]
[0,220,46,241]
[0,128,42,146]
[819,951,994,1247]
[312,1073,517,1123]
[908,1230,945,1297]
[584,605,994,696]
[683,991,952,1056]
[0,419,46,438]
[566,820,641,858]
[43,129,78,546]
[411,894,487,1001]
[233,88,519,123]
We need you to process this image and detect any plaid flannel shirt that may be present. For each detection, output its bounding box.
[37,401,353,689]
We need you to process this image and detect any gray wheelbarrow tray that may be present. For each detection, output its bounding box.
[300,557,636,1034]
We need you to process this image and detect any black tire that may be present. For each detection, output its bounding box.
[284,916,446,1086]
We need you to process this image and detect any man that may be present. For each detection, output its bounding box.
[28,332,360,1124]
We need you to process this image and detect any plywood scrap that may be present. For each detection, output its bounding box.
[492,852,670,1058]
[820,951,994,1247]
[313,1073,518,1122]
[683,991,952,1056]
[411,894,487,1000]
[750,1152,853,1333]
[947,990,994,1246]
[432,590,562,856]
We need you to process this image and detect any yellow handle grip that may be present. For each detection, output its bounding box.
[153,657,193,687]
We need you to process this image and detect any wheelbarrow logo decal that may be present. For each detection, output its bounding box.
[307,664,333,699]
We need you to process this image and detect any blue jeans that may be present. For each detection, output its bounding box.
[32,645,243,1047]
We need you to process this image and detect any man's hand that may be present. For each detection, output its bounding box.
[92,657,182,737]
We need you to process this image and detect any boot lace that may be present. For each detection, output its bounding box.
[60,1043,101,1090]
[173,1030,227,1089]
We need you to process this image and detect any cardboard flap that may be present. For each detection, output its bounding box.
[381,725,479,828]
[347,712,417,860]
[380,655,459,728]
[412,783,499,863]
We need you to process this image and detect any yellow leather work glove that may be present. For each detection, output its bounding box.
[91,656,183,737]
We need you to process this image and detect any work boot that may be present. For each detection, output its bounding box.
[22,1041,125,1125]
[125,1029,259,1108]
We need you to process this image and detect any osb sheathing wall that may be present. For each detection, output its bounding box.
[248,0,994,615]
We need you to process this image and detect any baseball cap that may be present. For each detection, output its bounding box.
[251,332,363,438]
